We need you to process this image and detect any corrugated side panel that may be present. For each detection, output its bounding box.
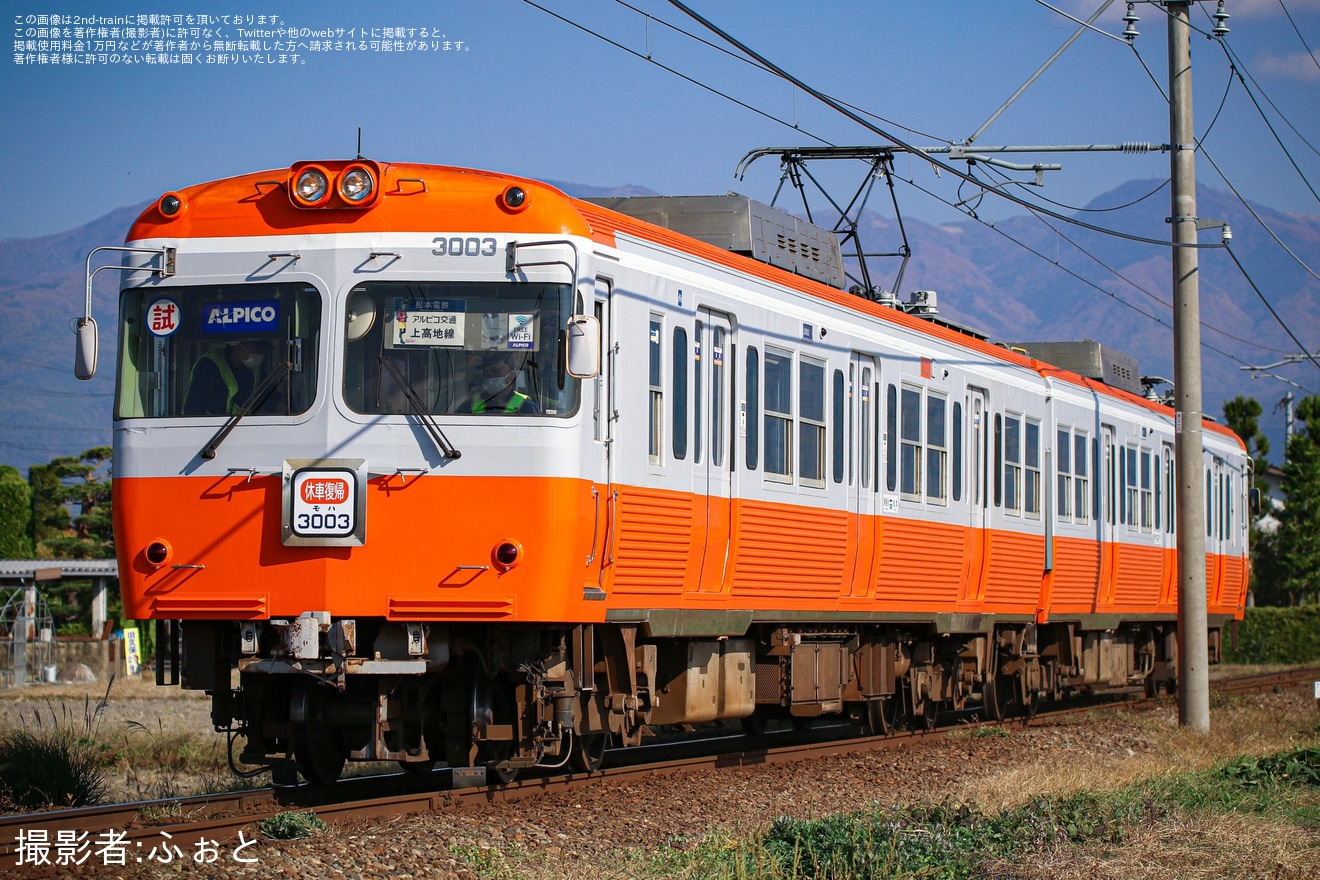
[730,500,849,599]
[1205,554,1221,606]
[1217,555,1246,612]
[982,530,1046,611]
[1110,544,1164,610]
[1048,537,1101,612]
[873,516,964,607]
[610,487,695,596]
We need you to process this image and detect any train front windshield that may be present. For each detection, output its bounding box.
[343,281,580,417]
[115,283,322,419]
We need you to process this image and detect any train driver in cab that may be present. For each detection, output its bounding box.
[183,338,268,415]
[461,350,540,414]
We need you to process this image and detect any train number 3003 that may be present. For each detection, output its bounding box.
[432,236,498,257]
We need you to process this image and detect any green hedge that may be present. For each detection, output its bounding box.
[1223,605,1320,665]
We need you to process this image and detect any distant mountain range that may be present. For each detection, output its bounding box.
[1,178,1316,474]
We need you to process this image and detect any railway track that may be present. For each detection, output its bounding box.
[3,665,1316,871]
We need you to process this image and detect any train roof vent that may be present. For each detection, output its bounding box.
[585,193,846,289]
[1009,339,1143,396]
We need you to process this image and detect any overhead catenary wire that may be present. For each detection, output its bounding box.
[1118,16,1320,372]
[976,163,1300,357]
[661,0,1224,251]
[1274,0,1320,77]
[1212,38,1320,207]
[605,0,950,144]
[896,167,1316,393]
[534,1,1318,384]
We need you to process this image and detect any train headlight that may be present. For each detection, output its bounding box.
[500,185,529,213]
[293,167,330,206]
[144,540,172,568]
[492,539,523,572]
[158,193,183,217]
[338,166,375,202]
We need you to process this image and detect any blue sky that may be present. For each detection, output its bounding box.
[3,0,1319,240]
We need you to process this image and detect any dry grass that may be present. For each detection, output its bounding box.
[966,692,1320,813]
[982,810,1320,880]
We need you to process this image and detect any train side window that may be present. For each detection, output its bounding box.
[799,357,826,486]
[1124,447,1140,528]
[900,385,922,499]
[1140,449,1153,530]
[832,369,845,485]
[648,317,662,465]
[1154,453,1162,532]
[1105,440,1116,526]
[1222,471,1230,542]
[1057,428,1073,519]
[993,413,1003,507]
[860,367,873,489]
[764,347,792,481]
[952,401,962,502]
[712,325,726,469]
[1003,414,1022,514]
[886,384,898,492]
[1024,418,1040,518]
[672,326,688,461]
[1075,432,1090,524]
[745,346,760,471]
[1163,447,1175,533]
[927,393,947,504]
[1205,467,1213,537]
[693,320,703,465]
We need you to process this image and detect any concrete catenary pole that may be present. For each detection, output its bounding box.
[1168,0,1210,732]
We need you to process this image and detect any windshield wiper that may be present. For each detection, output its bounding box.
[198,363,290,460]
[379,354,461,459]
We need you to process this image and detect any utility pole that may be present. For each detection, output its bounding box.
[1168,0,1210,732]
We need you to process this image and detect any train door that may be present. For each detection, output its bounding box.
[695,308,733,593]
[1098,424,1117,607]
[846,353,878,596]
[1207,456,1227,607]
[588,279,615,593]
[963,386,990,603]
[1160,441,1176,605]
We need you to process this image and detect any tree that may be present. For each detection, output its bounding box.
[1222,395,1270,492]
[1256,396,1320,606]
[32,446,113,560]
[0,465,34,557]
[1222,396,1272,604]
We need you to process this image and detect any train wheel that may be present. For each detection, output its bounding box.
[1022,689,1041,724]
[984,674,1014,723]
[571,732,609,774]
[291,684,346,786]
[864,697,897,736]
[920,697,939,730]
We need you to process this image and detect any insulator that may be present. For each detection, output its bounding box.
[1213,1,1230,38]
[1122,3,1140,42]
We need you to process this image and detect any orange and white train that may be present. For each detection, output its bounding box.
[81,159,1249,784]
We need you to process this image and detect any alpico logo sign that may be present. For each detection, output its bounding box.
[202,300,280,334]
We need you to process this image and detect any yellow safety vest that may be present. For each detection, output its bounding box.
[472,391,529,414]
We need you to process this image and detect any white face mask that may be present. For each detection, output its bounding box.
[482,376,510,395]
[242,353,264,370]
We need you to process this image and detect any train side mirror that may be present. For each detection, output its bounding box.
[565,314,600,379]
[74,316,98,380]
[1249,487,1261,518]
